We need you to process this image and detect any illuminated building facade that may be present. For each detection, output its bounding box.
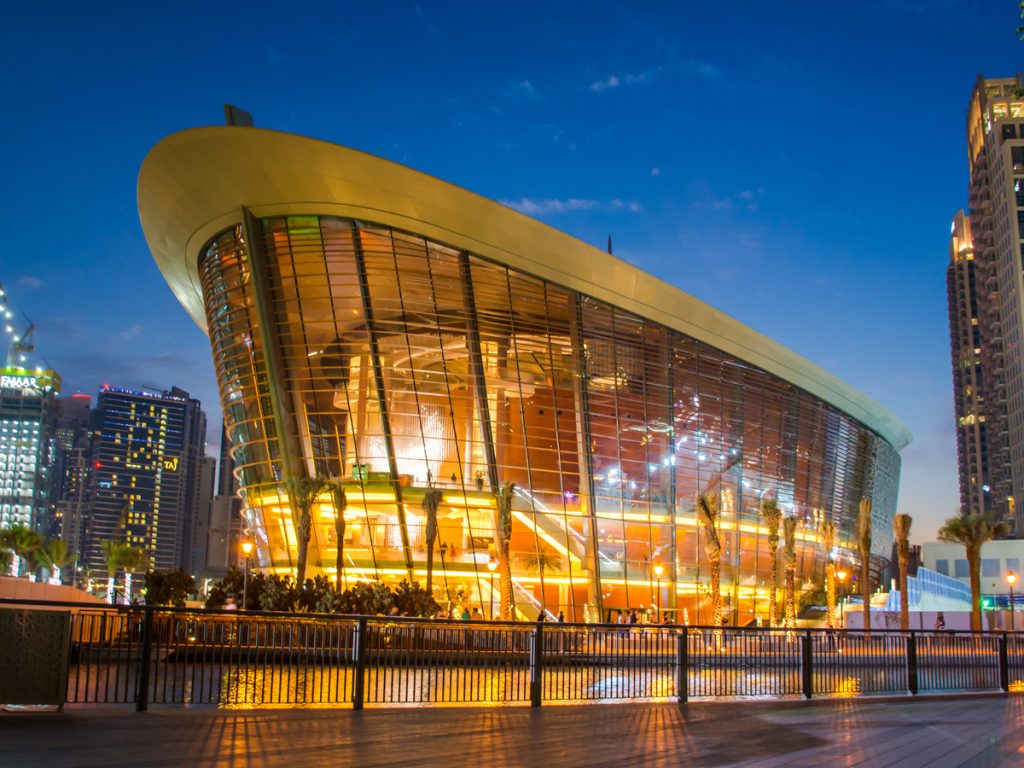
[140,126,910,622]
[0,367,59,532]
[948,75,1024,532]
[51,394,93,559]
[82,386,207,572]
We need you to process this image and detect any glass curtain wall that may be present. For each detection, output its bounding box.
[198,215,901,623]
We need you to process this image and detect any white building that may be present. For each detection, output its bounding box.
[921,539,1024,605]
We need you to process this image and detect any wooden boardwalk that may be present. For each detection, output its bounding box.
[3,695,1024,767]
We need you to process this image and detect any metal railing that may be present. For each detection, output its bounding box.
[3,600,1023,710]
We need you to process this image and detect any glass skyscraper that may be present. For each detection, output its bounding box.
[83,386,207,573]
[139,125,910,623]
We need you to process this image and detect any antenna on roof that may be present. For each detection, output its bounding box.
[607,236,613,255]
[224,105,254,127]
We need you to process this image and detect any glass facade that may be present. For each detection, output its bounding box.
[198,214,901,624]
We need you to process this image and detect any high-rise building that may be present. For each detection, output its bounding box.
[947,74,1024,532]
[0,367,60,532]
[82,385,207,573]
[184,455,216,577]
[51,394,93,560]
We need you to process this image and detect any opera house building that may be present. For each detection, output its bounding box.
[138,125,910,623]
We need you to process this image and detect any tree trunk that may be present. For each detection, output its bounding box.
[295,509,310,586]
[335,516,346,589]
[498,535,514,620]
[710,557,721,628]
[861,553,871,634]
[425,537,435,593]
[767,541,778,626]
[898,551,909,631]
[785,564,796,628]
[825,562,836,629]
[968,545,982,632]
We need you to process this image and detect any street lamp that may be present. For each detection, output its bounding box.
[653,563,665,619]
[836,569,849,628]
[487,556,498,619]
[241,539,254,610]
[1008,571,1017,631]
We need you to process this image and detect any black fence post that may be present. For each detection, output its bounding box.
[353,617,367,710]
[801,631,813,700]
[135,607,153,713]
[676,627,688,703]
[1000,633,1010,693]
[906,631,918,696]
[530,621,544,708]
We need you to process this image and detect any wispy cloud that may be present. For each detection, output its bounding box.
[693,187,766,213]
[18,275,43,288]
[650,168,662,177]
[267,46,286,62]
[490,79,541,116]
[590,74,621,92]
[501,197,641,215]
[590,67,661,92]
[589,59,719,93]
[118,324,144,341]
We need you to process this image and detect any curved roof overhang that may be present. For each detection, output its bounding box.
[138,126,912,451]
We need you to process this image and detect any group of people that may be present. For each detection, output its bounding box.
[434,606,486,621]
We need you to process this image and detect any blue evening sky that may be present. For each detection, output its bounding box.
[0,1,1020,543]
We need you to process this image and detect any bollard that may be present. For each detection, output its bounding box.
[906,632,918,696]
[1000,634,1010,693]
[801,632,813,700]
[530,622,544,707]
[136,607,154,712]
[677,628,688,703]
[353,617,367,710]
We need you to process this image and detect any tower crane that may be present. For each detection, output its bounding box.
[0,282,36,369]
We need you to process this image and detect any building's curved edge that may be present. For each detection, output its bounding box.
[138,126,912,452]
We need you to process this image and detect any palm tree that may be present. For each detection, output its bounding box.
[283,475,329,586]
[696,494,722,629]
[422,488,443,594]
[783,517,798,629]
[819,520,837,629]
[0,527,17,576]
[494,482,516,620]
[101,539,125,604]
[760,498,783,626]
[938,510,1009,631]
[893,513,913,631]
[522,548,563,615]
[328,479,349,588]
[38,538,73,585]
[858,497,873,633]
[121,546,149,602]
[1,524,43,580]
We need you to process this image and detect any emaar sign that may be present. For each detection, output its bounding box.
[0,374,39,390]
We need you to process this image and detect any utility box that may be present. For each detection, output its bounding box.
[0,609,71,708]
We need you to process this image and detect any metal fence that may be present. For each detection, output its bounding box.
[3,600,1022,710]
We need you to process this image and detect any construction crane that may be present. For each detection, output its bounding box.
[0,282,37,369]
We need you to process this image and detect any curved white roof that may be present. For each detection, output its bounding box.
[138,126,912,451]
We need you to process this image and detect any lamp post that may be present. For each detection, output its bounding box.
[653,563,665,620]
[241,539,254,610]
[836,569,848,628]
[487,556,498,619]
[1008,571,1017,631]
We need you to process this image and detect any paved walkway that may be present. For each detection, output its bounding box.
[3,696,1024,767]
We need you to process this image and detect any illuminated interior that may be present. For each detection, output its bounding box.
[196,214,903,623]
